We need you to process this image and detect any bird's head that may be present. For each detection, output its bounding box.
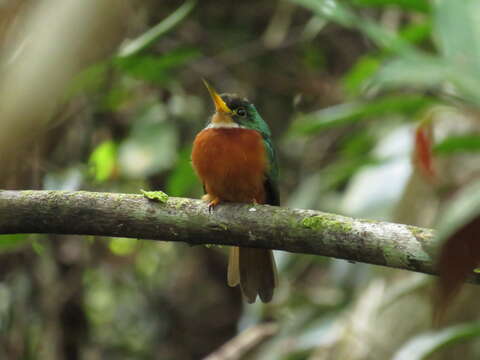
[203,80,271,137]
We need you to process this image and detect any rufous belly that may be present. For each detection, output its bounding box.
[191,128,267,203]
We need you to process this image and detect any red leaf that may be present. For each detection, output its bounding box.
[414,124,436,181]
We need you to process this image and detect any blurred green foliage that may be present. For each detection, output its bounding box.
[290,94,434,134]
[0,234,30,252]
[434,135,480,154]
[89,140,117,182]
[393,322,480,360]
[3,0,480,359]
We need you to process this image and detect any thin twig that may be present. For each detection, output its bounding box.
[203,323,279,360]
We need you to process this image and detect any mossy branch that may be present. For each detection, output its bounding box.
[0,190,456,279]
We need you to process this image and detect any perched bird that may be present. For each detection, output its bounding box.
[191,80,279,303]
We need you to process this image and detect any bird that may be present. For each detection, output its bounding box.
[191,80,279,303]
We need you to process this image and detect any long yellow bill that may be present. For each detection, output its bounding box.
[203,79,232,114]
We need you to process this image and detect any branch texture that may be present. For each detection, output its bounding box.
[0,190,442,277]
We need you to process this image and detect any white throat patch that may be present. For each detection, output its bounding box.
[206,122,242,129]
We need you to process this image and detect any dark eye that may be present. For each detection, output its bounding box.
[236,107,246,117]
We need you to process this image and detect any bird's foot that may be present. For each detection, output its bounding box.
[202,193,213,202]
[208,197,221,213]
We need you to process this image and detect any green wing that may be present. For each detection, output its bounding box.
[263,137,280,206]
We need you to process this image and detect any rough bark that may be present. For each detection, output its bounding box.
[0,190,465,280]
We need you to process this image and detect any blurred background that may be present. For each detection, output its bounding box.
[1,0,480,359]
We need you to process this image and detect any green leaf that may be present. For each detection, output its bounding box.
[101,85,132,111]
[373,53,480,105]
[0,234,30,252]
[290,95,434,135]
[393,322,480,360]
[343,21,431,97]
[118,0,197,58]
[109,237,138,256]
[89,140,118,182]
[339,131,375,157]
[372,54,450,90]
[342,55,381,96]
[68,62,109,97]
[115,48,200,85]
[290,0,415,53]
[352,0,430,13]
[399,21,431,44]
[432,0,480,102]
[434,0,480,68]
[434,135,480,154]
[141,190,169,203]
[31,238,45,255]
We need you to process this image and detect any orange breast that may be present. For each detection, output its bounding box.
[191,128,267,204]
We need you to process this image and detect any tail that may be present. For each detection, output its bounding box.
[227,247,277,303]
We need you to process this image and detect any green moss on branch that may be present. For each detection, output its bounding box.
[0,189,463,281]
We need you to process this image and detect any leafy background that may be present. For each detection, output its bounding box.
[1,0,480,359]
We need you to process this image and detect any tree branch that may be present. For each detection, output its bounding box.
[0,190,451,279]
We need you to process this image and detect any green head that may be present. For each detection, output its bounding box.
[203,80,271,138]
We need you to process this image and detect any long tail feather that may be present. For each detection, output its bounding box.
[227,247,240,287]
[258,249,277,303]
[228,247,276,303]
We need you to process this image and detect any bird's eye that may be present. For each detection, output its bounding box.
[236,107,246,117]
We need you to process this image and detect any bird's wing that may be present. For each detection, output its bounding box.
[263,137,280,206]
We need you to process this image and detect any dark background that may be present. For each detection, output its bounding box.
[1,0,480,359]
